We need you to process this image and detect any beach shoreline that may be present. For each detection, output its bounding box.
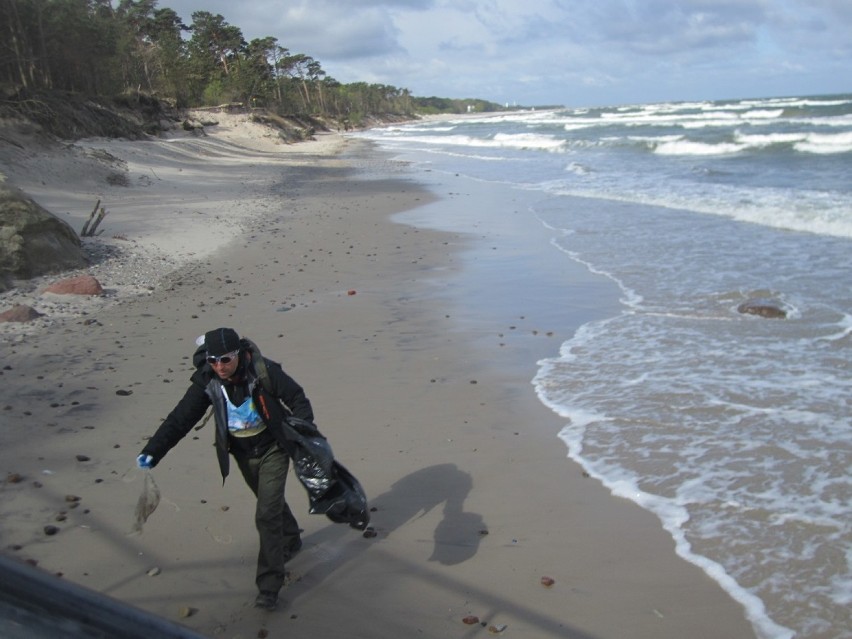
[0,116,757,638]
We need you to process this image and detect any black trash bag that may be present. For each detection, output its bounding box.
[283,417,370,530]
[290,432,336,500]
[311,461,370,530]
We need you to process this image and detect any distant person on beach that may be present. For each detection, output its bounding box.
[136,327,314,611]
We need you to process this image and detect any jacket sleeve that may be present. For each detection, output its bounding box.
[265,358,314,422]
[141,381,211,464]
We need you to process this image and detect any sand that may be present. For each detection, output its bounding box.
[0,112,757,638]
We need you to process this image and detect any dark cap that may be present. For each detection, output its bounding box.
[204,328,240,356]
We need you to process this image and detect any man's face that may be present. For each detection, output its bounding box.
[208,350,240,379]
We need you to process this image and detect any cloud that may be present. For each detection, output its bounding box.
[278,6,401,59]
[161,0,850,105]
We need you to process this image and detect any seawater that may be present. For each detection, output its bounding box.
[352,94,852,639]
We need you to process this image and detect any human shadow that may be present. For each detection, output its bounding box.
[294,462,485,584]
[376,463,486,565]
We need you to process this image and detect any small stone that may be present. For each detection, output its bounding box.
[347,289,357,296]
[43,275,104,296]
[0,305,44,323]
[488,624,508,634]
[6,473,23,484]
[540,576,555,587]
[178,606,196,618]
[44,525,60,536]
[362,528,377,539]
[147,567,161,577]
[75,455,90,462]
[115,389,133,396]
[462,616,480,625]
[65,495,81,502]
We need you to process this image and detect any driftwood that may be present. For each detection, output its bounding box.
[80,199,108,237]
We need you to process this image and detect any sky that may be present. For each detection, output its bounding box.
[158,0,852,108]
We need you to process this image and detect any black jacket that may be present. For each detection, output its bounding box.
[142,346,313,480]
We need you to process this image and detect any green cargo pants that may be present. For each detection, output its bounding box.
[235,443,301,593]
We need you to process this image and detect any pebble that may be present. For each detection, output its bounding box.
[147,567,161,577]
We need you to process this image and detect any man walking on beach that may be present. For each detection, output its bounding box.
[136,327,313,611]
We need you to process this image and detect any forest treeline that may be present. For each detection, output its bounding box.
[1,0,506,125]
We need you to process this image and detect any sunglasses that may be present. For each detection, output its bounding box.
[206,350,239,365]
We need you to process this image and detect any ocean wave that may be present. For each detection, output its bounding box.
[363,131,567,152]
[536,180,852,239]
[491,132,566,150]
[650,130,852,155]
[794,131,852,154]
[654,139,746,155]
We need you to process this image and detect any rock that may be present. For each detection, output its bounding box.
[178,606,197,618]
[43,275,103,296]
[43,525,60,536]
[540,576,555,587]
[737,300,787,319]
[0,183,86,292]
[0,304,44,322]
[462,616,480,625]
